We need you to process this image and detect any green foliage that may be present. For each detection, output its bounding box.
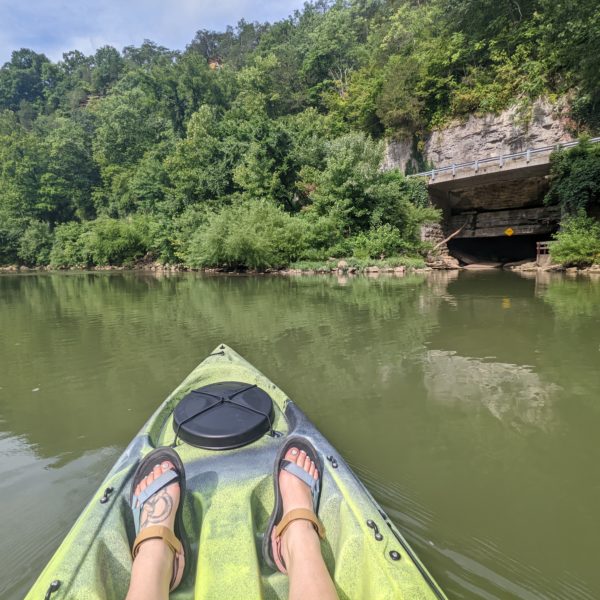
[352,224,410,259]
[18,220,53,266]
[49,222,88,267]
[303,132,438,247]
[91,88,173,169]
[82,217,153,266]
[91,46,124,95]
[290,255,426,271]
[0,210,27,264]
[0,0,597,268]
[0,49,50,112]
[37,115,99,221]
[550,215,600,266]
[185,200,306,269]
[546,140,600,213]
[377,55,425,135]
[49,217,155,267]
[166,105,232,208]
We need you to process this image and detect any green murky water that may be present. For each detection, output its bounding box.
[1,271,599,599]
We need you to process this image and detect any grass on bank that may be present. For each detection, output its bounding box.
[290,256,426,271]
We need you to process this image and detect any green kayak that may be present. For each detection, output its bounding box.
[26,345,446,600]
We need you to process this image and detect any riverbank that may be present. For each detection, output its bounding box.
[0,256,432,275]
[3,259,600,276]
[0,263,433,276]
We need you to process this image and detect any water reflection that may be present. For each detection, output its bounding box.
[424,351,558,432]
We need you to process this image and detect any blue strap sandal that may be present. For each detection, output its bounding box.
[263,436,326,573]
[129,447,187,591]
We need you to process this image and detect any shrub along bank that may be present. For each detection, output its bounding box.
[6,133,438,271]
[547,140,600,267]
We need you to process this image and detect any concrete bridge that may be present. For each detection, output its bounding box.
[408,137,600,263]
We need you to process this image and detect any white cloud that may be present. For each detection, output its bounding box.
[0,0,306,64]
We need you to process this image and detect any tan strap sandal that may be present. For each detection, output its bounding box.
[263,437,326,573]
[132,525,183,559]
[129,447,187,591]
[132,525,184,591]
[274,508,326,540]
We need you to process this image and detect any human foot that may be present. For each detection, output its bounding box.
[271,446,324,573]
[131,459,185,590]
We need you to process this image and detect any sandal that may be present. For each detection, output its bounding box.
[263,436,326,573]
[129,447,187,591]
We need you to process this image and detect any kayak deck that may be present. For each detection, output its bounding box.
[26,345,446,600]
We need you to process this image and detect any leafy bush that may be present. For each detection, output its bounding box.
[352,224,407,259]
[546,140,600,213]
[49,222,88,267]
[82,217,152,266]
[304,132,439,236]
[0,211,27,265]
[185,200,307,269]
[18,220,53,266]
[550,215,600,266]
[168,206,210,264]
[296,208,347,259]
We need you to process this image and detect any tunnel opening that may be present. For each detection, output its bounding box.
[448,234,552,264]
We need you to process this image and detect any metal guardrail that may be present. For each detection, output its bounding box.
[408,136,600,181]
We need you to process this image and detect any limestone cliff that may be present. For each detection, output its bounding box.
[383,98,575,173]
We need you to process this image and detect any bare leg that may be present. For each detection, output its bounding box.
[276,448,339,600]
[126,461,185,600]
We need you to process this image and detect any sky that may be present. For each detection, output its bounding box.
[0,0,307,64]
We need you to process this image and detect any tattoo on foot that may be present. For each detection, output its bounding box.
[141,488,174,528]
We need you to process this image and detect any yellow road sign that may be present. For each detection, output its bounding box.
[504,227,514,236]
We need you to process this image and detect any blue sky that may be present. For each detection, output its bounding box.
[0,0,307,64]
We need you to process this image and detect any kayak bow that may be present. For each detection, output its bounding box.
[26,344,446,600]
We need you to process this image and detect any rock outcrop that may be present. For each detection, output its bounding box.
[384,98,574,173]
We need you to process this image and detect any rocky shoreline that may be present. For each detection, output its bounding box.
[0,261,432,276]
[3,259,600,276]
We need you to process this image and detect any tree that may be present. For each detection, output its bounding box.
[0,49,50,112]
[165,105,234,209]
[91,46,124,95]
[546,140,600,214]
[37,115,99,221]
[123,40,178,69]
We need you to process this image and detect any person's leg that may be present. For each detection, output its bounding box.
[126,461,185,600]
[276,448,339,600]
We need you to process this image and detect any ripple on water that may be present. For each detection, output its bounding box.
[350,460,597,600]
[0,435,119,599]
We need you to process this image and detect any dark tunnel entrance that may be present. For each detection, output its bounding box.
[448,234,552,264]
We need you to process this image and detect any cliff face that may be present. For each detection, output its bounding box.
[384,98,575,173]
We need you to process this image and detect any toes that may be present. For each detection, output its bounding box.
[302,454,312,471]
[314,468,319,481]
[141,462,162,489]
[309,462,316,478]
[162,460,174,473]
[298,450,307,465]
[284,447,299,463]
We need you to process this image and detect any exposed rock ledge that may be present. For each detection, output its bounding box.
[383,97,574,173]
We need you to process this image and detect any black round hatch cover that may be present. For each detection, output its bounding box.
[172,382,274,450]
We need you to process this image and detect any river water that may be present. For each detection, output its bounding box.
[1,271,599,599]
